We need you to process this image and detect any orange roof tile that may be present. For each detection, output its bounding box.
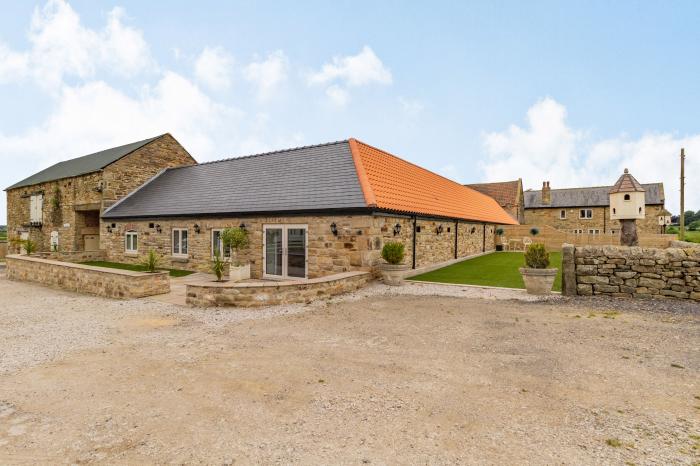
[349,139,518,225]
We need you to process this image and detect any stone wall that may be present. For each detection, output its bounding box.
[102,214,495,279]
[186,271,371,307]
[0,241,6,259]
[5,254,170,299]
[524,204,666,236]
[562,244,700,301]
[35,249,107,263]
[6,134,195,255]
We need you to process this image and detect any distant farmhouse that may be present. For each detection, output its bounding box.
[523,180,667,235]
[465,179,525,224]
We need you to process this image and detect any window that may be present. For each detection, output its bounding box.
[125,231,138,253]
[29,193,43,224]
[588,229,600,235]
[559,210,567,219]
[172,228,188,257]
[211,229,231,259]
[580,209,593,219]
[572,229,583,235]
[624,194,631,201]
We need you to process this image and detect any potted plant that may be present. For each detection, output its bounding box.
[379,241,409,286]
[519,243,557,295]
[140,249,162,273]
[211,250,229,282]
[495,227,505,251]
[221,227,250,281]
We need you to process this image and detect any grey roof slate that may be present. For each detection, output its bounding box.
[102,140,368,218]
[524,183,664,209]
[6,135,163,190]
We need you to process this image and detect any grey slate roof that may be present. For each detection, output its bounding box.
[6,135,163,190]
[102,140,368,218]
[524,183,665,209]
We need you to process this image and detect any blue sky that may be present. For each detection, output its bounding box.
[1,0,699,224]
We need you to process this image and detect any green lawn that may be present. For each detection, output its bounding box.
[680,231,700,243]
[408,251,562,291]
[80,261,195,278]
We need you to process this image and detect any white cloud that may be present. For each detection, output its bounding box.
[480,97,700,214]
[0,0,151,90]
[243,50,289,100]
[308,46,392,105]
[325,85,349,107]
[194,46,233,91]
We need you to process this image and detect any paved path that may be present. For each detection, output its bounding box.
[145,272,213,306]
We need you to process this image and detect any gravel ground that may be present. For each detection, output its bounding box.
[0,272,698,464]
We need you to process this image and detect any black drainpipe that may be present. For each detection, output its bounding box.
[454,220,459,259]
[482,224,486,252]
[412,216,417,269]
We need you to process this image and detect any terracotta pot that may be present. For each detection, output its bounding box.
[380,263,409,286]
[519,267,557,295]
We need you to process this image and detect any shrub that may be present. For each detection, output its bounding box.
[524,243,550,269]
[221,227,249,266]
[140,249,162,273]
[381,241,405,265]
[689,220,700,231]
[529,227,540,236]
[495,227,505,236]
[211,250,227,282]
[23,239,36,256]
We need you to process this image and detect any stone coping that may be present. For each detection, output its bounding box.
[5,254,168,278]
[187,270,370,289]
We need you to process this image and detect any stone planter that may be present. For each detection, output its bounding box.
[519,267,557,295]
[380,263,409,286]
[229,263,251,282]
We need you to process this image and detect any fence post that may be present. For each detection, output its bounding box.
[561,243,577,296]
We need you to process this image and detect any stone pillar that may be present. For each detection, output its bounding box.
[620,219,638,246]
[561,243,577,296]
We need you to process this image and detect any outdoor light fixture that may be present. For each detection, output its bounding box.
[393,223,401,236]
[330,222,338,236]
[106,226,112,233]
[239,223,246,230]
[436,224,444,234]
[155,224,162,233]
[194,224,201,234]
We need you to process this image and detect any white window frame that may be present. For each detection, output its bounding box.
[559,209,567,219]
[572,229,583,235]
[125,230,138,253]
[30,193,43,224]
[579,209,593,219]
[588,229,600,235]
[262,224,308,280]
[172,228,189,258]
[211,229,231,259]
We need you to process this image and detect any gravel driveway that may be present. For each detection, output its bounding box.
[0,272,698,464]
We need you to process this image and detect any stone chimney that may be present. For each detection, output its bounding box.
[541,181,551,205]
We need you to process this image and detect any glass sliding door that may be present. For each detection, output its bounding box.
[263,225,307,279]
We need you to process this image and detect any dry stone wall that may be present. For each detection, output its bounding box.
[562,244,700,301]
[6,255,169,299]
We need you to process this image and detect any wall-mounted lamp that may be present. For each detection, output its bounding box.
[106,226,112,233]
[194,224,201,234]
[393,223,401,236]
[155,224,162,233]
[330,222,338,236]
[436,224,444,235]
[239,223,246,230]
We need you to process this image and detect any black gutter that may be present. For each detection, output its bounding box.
[412,215,417,269]
[102,207,374,221]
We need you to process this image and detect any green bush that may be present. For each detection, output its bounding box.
[689,220,700,231]
[221,227,249,265]
[211,250,227,282]
[524,243,550,269]
[139,249,162,273]
[23,239,36,256]
[381,241,405,265]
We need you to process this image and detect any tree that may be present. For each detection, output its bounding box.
[221,227,249,266]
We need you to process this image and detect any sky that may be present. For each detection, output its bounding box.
[1,0,699,225]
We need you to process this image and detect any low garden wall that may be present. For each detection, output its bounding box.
[35,249,107,263]
[6,254,169,299]
[561,244,700,301]
[186,271,371,307]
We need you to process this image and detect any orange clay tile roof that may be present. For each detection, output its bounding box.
[349,139,519,225]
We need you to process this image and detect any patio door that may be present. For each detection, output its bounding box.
[264,225,307,279]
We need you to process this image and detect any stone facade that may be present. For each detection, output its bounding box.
[6,254,170,299]
[0,241,6,260]
[562,244,700,301]
[524,204,666,236]
[186,271,371,307]
[102,214,496,279]
[6,134,195,254]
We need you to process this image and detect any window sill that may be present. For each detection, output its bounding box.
[124,252,139,257]
[170,255,189,263]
